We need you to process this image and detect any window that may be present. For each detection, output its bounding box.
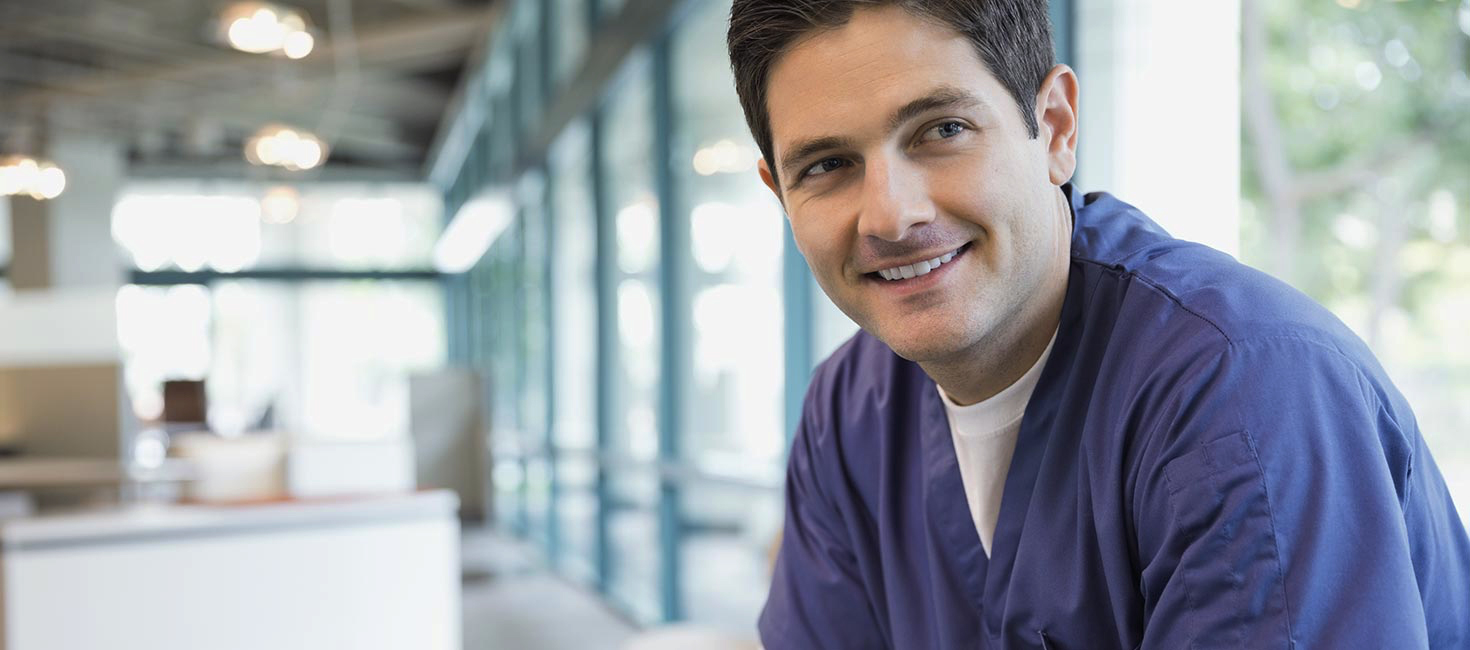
[598,53,662,621]
[519,172,554,547]
[550,120,600,582]
[110,184,446,440]
[112,183,442,272]
[597,0,626,23]
[672,0,786,479]
[516,2,546,138]
[551,122,599,453]
[115,280,445,439]
[600,55,661,465]
[669,0,788,631]
[551,0,590,88]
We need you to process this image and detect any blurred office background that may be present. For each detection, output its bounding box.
[0,0,1465,648]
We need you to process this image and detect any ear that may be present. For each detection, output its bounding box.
[1035,64,1079,186]
[758,158,784,206]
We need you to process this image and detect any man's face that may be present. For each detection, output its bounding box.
[760,6,1076,364]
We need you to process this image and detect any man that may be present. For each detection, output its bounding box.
[726,1,1470,648]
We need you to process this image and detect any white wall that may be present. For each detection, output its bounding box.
[44,131,126,289]
[1075,0,1242,257]
[0,289,119,366]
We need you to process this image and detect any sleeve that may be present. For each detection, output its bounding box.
[758,374,887,650]
[1401,435,1470,646]
[1132,337,1434,649]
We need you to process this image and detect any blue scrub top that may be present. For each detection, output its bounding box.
[760,186,1470,649]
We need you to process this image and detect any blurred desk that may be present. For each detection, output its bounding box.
[0,490,461,650]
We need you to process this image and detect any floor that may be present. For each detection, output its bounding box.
[460,528,638,650]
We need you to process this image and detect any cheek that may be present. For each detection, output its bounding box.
[928,153,1018,213]
[792,204,856,267]
[790,219,843,285]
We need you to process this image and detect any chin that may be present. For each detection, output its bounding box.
[869,318,979,364]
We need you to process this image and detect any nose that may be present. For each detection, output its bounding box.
[856,156,936,242]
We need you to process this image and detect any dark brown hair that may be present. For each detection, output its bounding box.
[727,0,1055,184]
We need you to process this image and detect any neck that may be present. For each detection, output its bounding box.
[924,305,1061,406]
[922,189,1072,406]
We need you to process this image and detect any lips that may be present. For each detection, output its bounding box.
[869,243,969,282]
[875,248,960,281]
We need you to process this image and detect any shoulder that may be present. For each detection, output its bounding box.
[1068,191,1417,462]
[1070,190,1383,378]
[795,330,933,486]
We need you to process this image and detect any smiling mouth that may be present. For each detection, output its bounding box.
[870,243,970,281]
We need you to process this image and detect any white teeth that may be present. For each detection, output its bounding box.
[877,248,962,281]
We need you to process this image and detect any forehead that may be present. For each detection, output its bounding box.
[764,5,1008,160]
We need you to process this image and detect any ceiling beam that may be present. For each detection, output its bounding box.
[127,159,421,183]
[7,6,493,110]
[0,10,224,67]
[380,0,467,11]
[9,100,421,163]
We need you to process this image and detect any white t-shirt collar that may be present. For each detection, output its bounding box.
[937,328,1060,438]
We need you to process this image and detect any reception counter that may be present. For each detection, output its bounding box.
[0,490,461,650]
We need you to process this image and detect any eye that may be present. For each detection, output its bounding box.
[802,157,848,179]
[919,120,968,143]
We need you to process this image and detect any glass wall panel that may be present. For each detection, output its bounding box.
[524,455,552,547]
[519,176,551,447]
[551,0,589,87]
[293,281,446,439]
[550,122,599,452]
[599,52,662,623]
[672,0,786,478]
[115,279,445,440]
[679,482,781,635]
[555,452,600,584]
[607,468,660,620]
[606,507,660,620]
[483,228,523,440]
[597,0,626,22]
[519,172,553,545]
[517,5,545,138]
[111,183,441,273]
[482,229,527,533]
[600,55,660,464]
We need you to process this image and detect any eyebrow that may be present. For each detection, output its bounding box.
[777,85,992,183]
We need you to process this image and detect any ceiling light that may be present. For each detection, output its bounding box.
[282,31,314,59]
[0,155,66,200]
[219,2,315,59]
[244,124,329,171]
[36,164,66,199]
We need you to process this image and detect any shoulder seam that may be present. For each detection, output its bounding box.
[1071,255,1234,346]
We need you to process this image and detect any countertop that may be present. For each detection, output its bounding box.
[0,489,459,551]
